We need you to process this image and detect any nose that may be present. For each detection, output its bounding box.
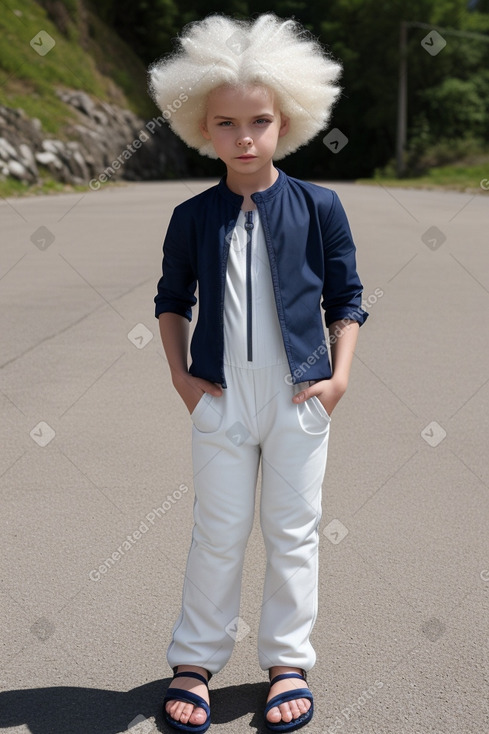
[237,135,253,147]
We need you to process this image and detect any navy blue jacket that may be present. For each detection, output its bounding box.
[154,169,368,388]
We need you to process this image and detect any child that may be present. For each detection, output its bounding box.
[149,13,368,733]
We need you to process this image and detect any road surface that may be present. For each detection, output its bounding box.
[0,179,488,734]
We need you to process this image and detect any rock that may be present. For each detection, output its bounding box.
[69,91,96,118]
[19,143,37,173]
[0,137,19,160]
[66,149,88,180]
[73,150,87,170]
[0,90,187,187]
[8,160,27,179]
[92,110,108,126]
[36,151,63,169]
[42,139,63,154]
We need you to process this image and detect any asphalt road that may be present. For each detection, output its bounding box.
[1,178,488,734]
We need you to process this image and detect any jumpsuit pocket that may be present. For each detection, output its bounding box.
[190,392,223,434]
[311,395,331,422]
[297,395,331,435]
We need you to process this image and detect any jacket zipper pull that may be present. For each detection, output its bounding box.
[245,211,254,362]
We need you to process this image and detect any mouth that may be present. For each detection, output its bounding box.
[236,154,257,160]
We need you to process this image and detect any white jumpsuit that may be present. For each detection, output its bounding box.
[167,209,331,674]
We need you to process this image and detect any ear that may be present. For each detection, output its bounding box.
[199,120,211,140]
[278,114,290,138]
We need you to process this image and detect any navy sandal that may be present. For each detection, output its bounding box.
[163,670,211,733]
[264,671,314,732]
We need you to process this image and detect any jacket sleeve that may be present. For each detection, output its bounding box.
[154,207,197,321]
[320,191,368,328]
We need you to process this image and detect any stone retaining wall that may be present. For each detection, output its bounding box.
[0,89,186,187]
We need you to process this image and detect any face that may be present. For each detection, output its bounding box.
[199,84,289,176]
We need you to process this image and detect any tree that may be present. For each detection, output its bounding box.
[89,0,489,178]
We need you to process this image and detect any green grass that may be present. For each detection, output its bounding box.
[0,174,87,198]
[0,165,131,198]
[358,161,489,194]
[4,89,76,135]
[0,0,155,138]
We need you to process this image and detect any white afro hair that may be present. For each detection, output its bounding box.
[148,13,342,159]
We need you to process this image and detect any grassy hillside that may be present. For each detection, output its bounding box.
[0,0,155,137]
[359,159,489,194]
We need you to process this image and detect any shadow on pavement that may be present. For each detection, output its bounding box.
[0,679,270,733]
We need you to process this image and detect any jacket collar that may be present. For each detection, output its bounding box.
[217,168,286,206]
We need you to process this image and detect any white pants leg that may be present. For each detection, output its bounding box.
[257,367,330,672]
[167,363,330,674]
[167,367,259,673]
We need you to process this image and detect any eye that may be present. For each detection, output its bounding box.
[218,120,233,127]
[255,118,272,125]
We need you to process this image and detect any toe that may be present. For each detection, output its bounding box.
[266,705,282,723]
[189,706,207,725]
[292,698,311,719]
[166,700,196,724]
[279,702,295,723]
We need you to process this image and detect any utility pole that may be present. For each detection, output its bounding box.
[395,21,489,178]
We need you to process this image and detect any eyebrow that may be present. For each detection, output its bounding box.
[212,113,275,120]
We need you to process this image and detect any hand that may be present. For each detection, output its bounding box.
[292,377,347,416]
[172,371,223,414]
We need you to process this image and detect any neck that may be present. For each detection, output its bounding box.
[225,164,279,205]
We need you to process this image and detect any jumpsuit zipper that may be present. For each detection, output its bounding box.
[245,210,254,362]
